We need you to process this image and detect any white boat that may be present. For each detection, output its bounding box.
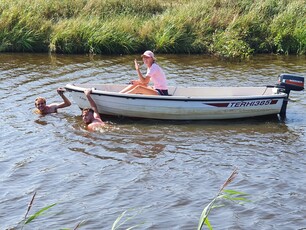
[65,74,304,120]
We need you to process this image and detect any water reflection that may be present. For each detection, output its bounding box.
[34,119,49,126]
[64,115,301,163]
[68,146,125,162]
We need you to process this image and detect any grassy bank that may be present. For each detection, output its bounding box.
[0,0,305,58]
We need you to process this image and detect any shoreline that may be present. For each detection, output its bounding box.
[0,0,305,59]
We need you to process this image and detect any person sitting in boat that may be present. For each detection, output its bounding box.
[82,89,105,131]
[34,87,71,114]
[120,50,169,96]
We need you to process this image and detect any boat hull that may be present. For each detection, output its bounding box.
[65,84,287,120]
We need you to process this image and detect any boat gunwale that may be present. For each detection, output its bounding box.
[65,84,287,102]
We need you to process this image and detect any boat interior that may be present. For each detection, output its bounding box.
[70,84,280,97]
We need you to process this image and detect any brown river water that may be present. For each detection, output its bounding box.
[0,53,305,229]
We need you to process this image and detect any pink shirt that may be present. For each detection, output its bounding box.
[146,63,168,90]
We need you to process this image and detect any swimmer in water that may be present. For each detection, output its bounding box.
[34,88,71,114]
[82,89,105,131]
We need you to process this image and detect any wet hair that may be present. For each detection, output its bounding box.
[82,108,94,114]
[35,97,46,105]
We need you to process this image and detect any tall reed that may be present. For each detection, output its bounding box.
[197,168,250,230]
[0,0,305,58]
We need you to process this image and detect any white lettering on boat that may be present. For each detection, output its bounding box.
[228,99,277,108]
[205,99,278,108]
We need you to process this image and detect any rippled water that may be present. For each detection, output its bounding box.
[0,53,306,229]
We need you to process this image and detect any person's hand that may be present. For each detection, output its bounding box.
[84,89,92,96]
[57,87,66,95]
[134,59,140,71]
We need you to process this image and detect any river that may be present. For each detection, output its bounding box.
[0,53,305,229]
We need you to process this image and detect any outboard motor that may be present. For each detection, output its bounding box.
[277,73,304,94]
[276,73,304,119]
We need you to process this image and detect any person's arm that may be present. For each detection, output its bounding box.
[46,88,71,112]
[56,88,71,109]
[134,59,150,85]
[84,89,101,120]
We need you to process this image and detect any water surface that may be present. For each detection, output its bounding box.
[0,53,306,229]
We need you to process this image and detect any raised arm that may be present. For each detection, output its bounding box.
[119,59,150,94]
[56,88,71,109]
[134,59,150,85]
[84,89,101,119]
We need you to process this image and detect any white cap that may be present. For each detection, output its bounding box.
[141,50,156,60]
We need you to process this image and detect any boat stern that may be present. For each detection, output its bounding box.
[276,73,304,119]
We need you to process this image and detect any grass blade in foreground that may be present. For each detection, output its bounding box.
[112,208,144,230]
[197,167,250,230]
[20,191,58,226]
[24,203,57,224]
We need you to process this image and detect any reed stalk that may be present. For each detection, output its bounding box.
[197,167,250,230]
[20,191,57,228]
[24,191,36,221]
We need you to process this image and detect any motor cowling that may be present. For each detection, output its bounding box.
[277,73,304,94]
[276,73,304,120]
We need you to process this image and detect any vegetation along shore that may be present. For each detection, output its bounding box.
[0,0,305,59]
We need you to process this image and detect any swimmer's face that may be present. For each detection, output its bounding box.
[82,109,94,124]
[35,98,46,111]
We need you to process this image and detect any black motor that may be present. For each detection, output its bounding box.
[276,73,304,119]
[277,73,304,94]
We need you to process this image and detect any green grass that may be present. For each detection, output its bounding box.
[0,0,305,58]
